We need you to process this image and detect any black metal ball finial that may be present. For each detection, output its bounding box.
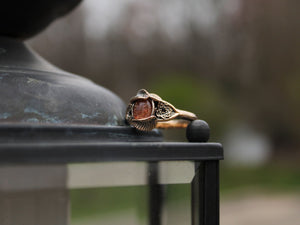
[186,120,210,142]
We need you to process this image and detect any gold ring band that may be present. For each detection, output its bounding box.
[125,89,197,131]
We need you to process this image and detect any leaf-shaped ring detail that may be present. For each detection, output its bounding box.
[125,89,197,131]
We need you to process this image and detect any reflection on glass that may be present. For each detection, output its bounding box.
[70,161,193,225]
[71,183,191,225]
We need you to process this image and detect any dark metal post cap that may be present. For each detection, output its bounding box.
[186,120,210,142]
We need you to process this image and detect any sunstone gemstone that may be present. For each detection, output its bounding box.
[133,99,152,119]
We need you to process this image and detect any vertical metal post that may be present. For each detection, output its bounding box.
[191,161,219,225]
[148,162,162,225]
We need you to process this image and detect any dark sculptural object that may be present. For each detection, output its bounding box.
[0,0,126,125]
[0,0,82,39]
[0,3,223,225]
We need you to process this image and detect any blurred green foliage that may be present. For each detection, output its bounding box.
[220,164,300,194]
[147,73,234,140]
[71,164,300,222]
[71,186,148,220]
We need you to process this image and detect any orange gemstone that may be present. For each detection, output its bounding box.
[133,99,152,119]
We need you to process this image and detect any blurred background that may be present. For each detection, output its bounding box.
[27,0,300,224]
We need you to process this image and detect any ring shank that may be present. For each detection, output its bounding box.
[155,109,197,129]
[156,119,191,129]
[176,109,198,121]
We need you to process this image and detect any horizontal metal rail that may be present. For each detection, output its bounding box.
[0,142,223,164]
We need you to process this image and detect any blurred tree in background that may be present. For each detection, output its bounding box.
[28,0,300,161]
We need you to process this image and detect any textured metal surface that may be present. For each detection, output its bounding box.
[0,141,223,164]
[0,38,126,125]
[0,124,162,143]
[0,0,82,39]
[0,120,222,164]
[187,120,210,142]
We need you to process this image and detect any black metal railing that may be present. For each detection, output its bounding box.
[0,122,223,225]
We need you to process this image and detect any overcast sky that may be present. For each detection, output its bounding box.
[82,0,240,41]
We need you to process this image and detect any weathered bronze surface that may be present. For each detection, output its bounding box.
[0,0,127,125]
[0,37,126,125]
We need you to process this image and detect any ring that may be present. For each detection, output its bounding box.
[125,89,197,131]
